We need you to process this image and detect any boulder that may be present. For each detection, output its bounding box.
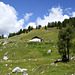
[3,56,8,60]
[47,49,51,53]
[12,67,27,73]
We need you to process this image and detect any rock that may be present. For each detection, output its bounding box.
[15,44,17,46]
[47,49,51,53]
[8,68,12,70]
[3,41,8,45]
[54,59,61,63]
[29,59,31,61]
[8,72,12,75]
[12,67,27,73]
[50,63,54,65]
[31,68,35,71]
[0,49,2,51]
[47,66,49,68]
[70,56,75,60]
[3,56,8,60]
[21,69,27,72]
[8,60,12,62]
[25,45,28,47]
[12,43,14,45]
[16,46,18,47]
[5,64,8,66]
[41,71,44,74]
[53,46,55,47]
[70,57,74,60]
[56,64,58,66]
[8,73,11,75]
[5,52,8,55]
[51,40,53,42]
[23,72,28,75]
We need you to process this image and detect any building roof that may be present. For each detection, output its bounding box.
[32,36,44,42]
[32,36,42,39]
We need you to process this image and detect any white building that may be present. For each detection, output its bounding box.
[29,36,44,42]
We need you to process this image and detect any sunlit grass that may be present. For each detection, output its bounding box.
[0,27,75,75]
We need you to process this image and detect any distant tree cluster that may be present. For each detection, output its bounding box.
[47,21,62,29]
[44,21,64,30]
[8,26,34,38]
[47,17,75,29]
[0,34,4,39]
[47,22,57,28]
[28,26,34,32]
[36,25,41,29]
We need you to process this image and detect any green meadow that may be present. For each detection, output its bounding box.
[0,28,75,75]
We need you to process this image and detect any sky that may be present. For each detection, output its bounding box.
[0,0,75,36]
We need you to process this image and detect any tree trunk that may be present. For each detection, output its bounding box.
[62,44,67,62]
[67,40,69,61]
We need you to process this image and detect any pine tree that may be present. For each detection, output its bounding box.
[38,25,41,29]
[47,22,50,28]
[2,34,4,39]
[58,21,62,29]
[45,25,47,30]
[28,26,33,32]
[23,29,26,33]
[28,26,31,32]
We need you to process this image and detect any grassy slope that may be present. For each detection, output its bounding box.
[0,28,75,75]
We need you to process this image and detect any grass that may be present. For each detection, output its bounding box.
[0,27,75,75]
[0,59,75,75]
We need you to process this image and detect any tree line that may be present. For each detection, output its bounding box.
[8,17,75,38]
[44,17,75,30]
[8,25,42,38]
[0,34,4,39]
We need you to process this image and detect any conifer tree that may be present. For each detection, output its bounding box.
[45,25,47,30]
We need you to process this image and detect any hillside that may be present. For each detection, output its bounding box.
[0,28,75,75]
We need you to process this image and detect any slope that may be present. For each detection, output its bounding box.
[0,27,75,75]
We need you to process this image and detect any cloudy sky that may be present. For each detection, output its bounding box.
[0,0,75,36]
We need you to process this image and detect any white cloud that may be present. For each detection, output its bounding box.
[36,7,69,27]
[25,22,36,29]
[65,8,72,11]
[24,13,33,21]
[65,8,72,15]
[0,2,24,35]
[72,12,75,17]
